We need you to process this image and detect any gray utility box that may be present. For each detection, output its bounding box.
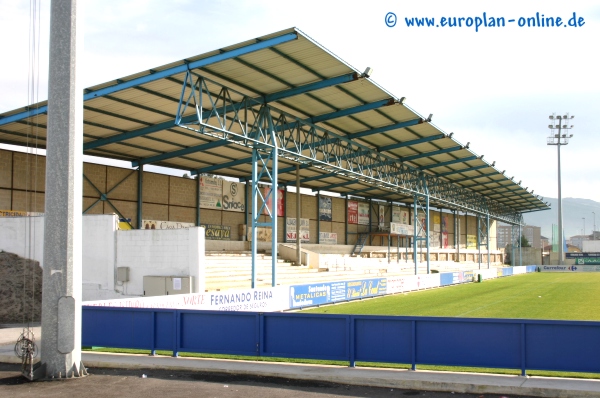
[143,276,194,297]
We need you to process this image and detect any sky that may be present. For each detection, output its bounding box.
[1,0,599,207]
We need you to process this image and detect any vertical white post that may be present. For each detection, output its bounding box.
[40,0,84,379]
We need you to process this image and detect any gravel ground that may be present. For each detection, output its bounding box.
[0,251,42,324]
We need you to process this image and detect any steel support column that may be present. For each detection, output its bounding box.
[250,107,278,287]
[413,173,430,275]
[519,223,522,267]
[195,175,200,227]
[296,164,301,265]
[454,210,460,262]
[477,215,490,270]
[137,165,143,229]
[511,224,518,267]
[486,213,490,268]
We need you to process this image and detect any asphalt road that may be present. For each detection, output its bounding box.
[0,363,534,398]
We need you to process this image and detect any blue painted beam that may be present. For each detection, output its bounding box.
[300,172,336,183]
[450,171,499,184]
[0,106,48,127]
[311,179,359,192]
[87,72,359,154]
[348,118,422,140]
[264,72,358,103]
[420,156,478,170]
[379,134,445,152]
[0,32,298,127]
[311,99,395,124]
[402,146,463,162]
[196,157,250,174]
[278,163,312,174]
[342,187,375,197]
[436,164,489,177]
[132,139,230,167]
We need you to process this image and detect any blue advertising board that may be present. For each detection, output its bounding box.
[289,278,386,309]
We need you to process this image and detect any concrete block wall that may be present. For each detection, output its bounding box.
[116,227,205,296]
[0,214,205,300]
[1,149,497,249]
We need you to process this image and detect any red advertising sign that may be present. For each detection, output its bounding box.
[263,187,285,216]
[348,200,358,224]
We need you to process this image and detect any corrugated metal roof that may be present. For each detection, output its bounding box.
[0,27,548,216]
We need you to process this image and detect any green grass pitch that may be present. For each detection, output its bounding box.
[301,273,600,321]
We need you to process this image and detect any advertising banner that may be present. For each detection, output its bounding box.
[286,218,310,243]
[387,275,419,294]
[400,210,410,225]
[392,207,401,223]
[200,176,223,209]
[442,215,448,233]
[442,232,449,249]
[262,187,285,216]
[467,234,477,249]
[222,181,245,212]
[200,224,231,240]
[0,210,43,217]
[542,264,600,271]
[85,286,290,312]
[289,278,386,309]
[429,231,440,248]
[142,220,194,229]
[416,274,441,290]
[390,222,411,236]
[348,200,358,224]
[319,231,337,244]
[433,215,440,232]
[378,205,385,228]
[319,196,332,221]
[358,202,370,225]
[566,252,600,258]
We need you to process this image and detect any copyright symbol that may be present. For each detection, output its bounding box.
[385,12,397,27]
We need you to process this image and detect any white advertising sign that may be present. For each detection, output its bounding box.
[200,176,223,209]
[319,232,337,245]
[358,202,370,225]
[222,181,245,212]
[84,285,290,312]
[142,220,194,229]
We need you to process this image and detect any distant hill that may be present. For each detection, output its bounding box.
[518,198,600,239]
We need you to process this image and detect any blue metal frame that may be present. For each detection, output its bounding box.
[250,106,278,288]
[420,156,478,170]
[82,306,600,375]
[174,72,523,226]
[477,213,490,269]
[379,134,445,151]
[413,173,430,275]
[435,164,489,177]
[0,32,299,128]
[402,146,463,162]
[347,119,422,140]
[312,179,359,192]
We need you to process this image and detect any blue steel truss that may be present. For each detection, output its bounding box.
[413,173,430,275]
[248,107,279,288]
[174,72,522,225]
[477,214,490,269]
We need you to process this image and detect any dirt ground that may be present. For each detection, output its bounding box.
[0,251,42,324]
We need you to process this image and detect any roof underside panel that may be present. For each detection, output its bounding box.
[0,27,548,216]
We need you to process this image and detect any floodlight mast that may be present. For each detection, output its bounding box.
[547,112,574,265]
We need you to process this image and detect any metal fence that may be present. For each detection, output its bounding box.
[82,306,600,376]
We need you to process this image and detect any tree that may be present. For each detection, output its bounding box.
[520,234,531,248]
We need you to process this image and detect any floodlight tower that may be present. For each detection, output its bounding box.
[547,113,574,265]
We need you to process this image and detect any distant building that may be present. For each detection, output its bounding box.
[569,234,591,251]
[497,224,542,249]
